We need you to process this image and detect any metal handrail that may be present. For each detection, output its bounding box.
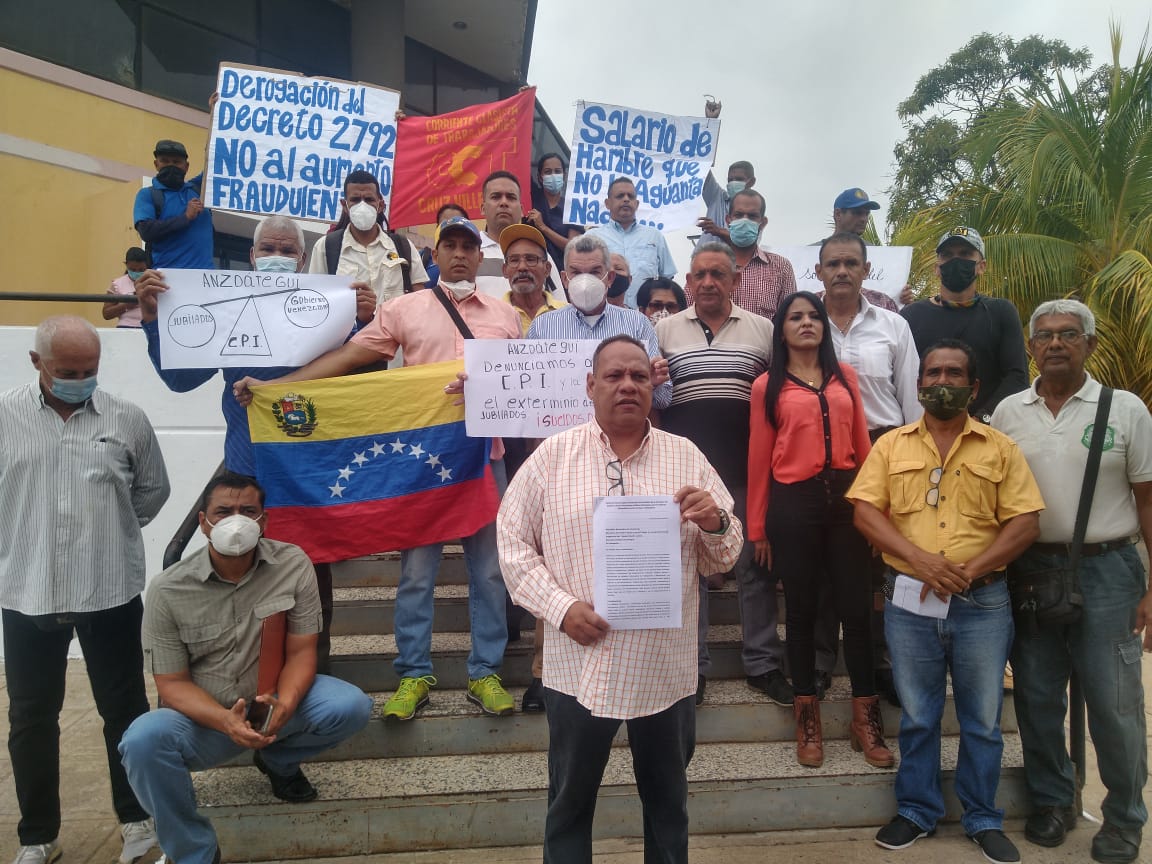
[162,461,227,569]
[0,292,138,303]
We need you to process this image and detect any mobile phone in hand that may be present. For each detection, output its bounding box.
[246,699,275,734]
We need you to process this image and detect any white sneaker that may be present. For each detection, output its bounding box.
[119,818,158,864]
[12,842,61,864]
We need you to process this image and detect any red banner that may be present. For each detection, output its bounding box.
[390,89,536,229]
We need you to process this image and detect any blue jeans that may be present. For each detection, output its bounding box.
[396,459,508,680]
[1010,544,1148,830]
[118,675,372,864]
[885,578,1013,835]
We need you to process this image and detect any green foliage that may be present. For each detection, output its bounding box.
[889,33,1092,232]
[899,25,1152,409]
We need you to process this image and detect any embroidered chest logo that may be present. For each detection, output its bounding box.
[1081,423,1115,451]
[272,393,318,438]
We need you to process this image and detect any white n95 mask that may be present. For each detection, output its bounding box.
[206,514,262,556]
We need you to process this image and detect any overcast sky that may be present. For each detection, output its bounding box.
[527,0,1150,271]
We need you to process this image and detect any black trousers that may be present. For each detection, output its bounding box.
[3,598,151,844]
[543,689,695,864]
[314,562,333,675]
[766,472,874,697]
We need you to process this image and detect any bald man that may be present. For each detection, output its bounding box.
[0,316,170,864]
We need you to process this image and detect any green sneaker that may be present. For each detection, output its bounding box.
[467,674,515,716]
[382,675,436,720]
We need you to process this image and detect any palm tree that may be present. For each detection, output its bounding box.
[893,25,1152,408]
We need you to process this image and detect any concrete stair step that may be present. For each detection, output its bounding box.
[332,549,466,588]
[331,582,743,635]
[194,736,1028,859]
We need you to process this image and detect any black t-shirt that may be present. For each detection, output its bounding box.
[900,295,1029,421]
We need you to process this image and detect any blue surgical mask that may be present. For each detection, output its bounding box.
[542,174,565,194]
[50,376,98,404]
[726,180,747,198]
[126,269,144,281]
[254,255,298,273]
[727,218,761,248]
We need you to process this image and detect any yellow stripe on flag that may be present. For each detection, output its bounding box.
[246,360,465,443]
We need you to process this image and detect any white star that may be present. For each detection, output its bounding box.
[390,438,406,453]
[337,466,354,480]
[437,466,453,482]
[329,481,346,498]
[352,452,368,466]
[425,453,441,468]
[409,443,425,459]
[370,441,387,457]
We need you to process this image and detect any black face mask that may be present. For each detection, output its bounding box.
[939,257,979,292]
[156,165,186,190]
[608,274,630,298]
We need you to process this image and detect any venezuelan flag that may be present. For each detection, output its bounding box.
[246,360,497,563]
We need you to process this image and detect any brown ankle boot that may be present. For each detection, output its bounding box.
[851,695,895,768]
[794,695,823,767]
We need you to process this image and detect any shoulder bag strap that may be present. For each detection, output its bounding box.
[430,284,475,340]
[1069,386,1114,572]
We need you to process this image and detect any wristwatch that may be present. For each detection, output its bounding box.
[703,508,731,535]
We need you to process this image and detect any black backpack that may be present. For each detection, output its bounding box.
[324,227,414,294]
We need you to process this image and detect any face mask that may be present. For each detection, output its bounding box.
[254,255,298,273]
[726,180,747,198]
[441,279,476,301]
[542,174,565,194]
[50,376,97,404]
[608,274,630,298]
[648,309,671,323]
[205,514,263,556]
[917,384,973,420]
[348,201,379,232]
[126,270,144,282]
[156,165,186,189]
[939,257,979,292]
[727,217,761,248]
[567,273,607,313]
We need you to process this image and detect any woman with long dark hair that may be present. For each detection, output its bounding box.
[747,291,892,770]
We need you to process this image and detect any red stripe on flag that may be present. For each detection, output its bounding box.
[262,472,498,563]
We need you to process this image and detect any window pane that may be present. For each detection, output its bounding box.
[145,0,257,44]
[0,0,136,87]
[139,8,256,108]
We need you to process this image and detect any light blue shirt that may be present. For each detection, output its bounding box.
[586,221,677,308]
[700,171,730,245]
[526,305,672,409]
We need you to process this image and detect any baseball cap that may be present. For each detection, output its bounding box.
[435,216,482,246]
[833,188,880,211]
[498,223,548,255]
[935,226,985,257]
[153,139,188,158]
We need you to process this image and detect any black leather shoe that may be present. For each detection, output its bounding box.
[253,751,318,803]
[1025,806,1077,847]
[696,674,707,706]
[875,668,901,707]
[521,677,546,713]
[746,670,794,706]
[1092,822,1141,863]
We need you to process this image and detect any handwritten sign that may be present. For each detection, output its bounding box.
[563,101,720,232]
[204,64,400,222]
[156,269,356,369]
[772,245,914,307]
[463,339,596,437]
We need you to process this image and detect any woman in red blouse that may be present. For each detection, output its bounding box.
[748,291,892,770]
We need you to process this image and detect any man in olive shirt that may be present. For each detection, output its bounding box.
[119,474,371,864]
[848,339,1043,864]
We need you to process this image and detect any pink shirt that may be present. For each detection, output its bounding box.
[109,274,143,328]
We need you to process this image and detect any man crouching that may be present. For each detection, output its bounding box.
[119,473,372,864]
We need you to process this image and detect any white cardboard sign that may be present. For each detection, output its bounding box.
[772,245,914,307]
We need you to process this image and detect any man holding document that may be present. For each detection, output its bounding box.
[497,334,742,864]
[846,339,1043,864]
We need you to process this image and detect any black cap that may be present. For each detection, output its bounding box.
[153,139,188,158]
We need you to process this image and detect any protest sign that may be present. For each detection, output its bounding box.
[772,245,914,306]
[463,339,596,437]
[390,89,535,228]
[156,269,355,369]
[563,101,720,232]
[203,64,400,223]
